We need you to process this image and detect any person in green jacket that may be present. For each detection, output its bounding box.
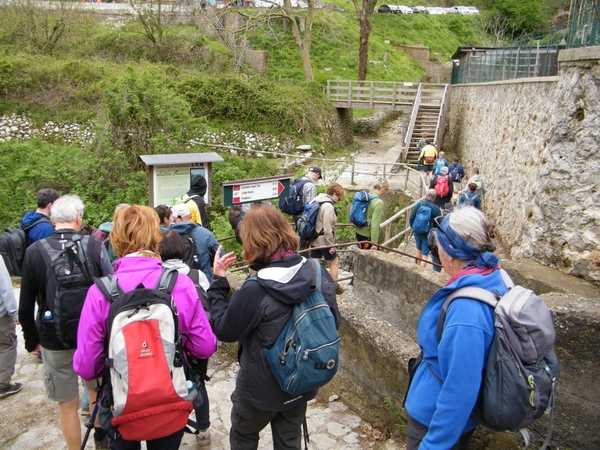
[355,180,389,250]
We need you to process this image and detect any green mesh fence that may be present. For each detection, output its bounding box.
[567,0,600,47]
[451,46,560,84]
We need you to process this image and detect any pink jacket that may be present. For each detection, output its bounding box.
[74,256,217,381]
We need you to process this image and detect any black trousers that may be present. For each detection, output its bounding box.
[406,416,475,450]
[229,389,307,450]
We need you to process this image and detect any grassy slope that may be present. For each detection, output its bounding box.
[247,9,480,83]
[0,6,481,227]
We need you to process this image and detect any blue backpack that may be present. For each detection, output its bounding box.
[261,260,340,396]
[461,192,480,208]
[279,179,310,215]
[296,199,331,242]
[433,159,446,176]
[412,202,432,233]
[349,191,372,227]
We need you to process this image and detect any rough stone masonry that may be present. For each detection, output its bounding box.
[447,47,600,285]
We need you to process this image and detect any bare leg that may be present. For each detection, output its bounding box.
[59,396,81,450]
[328,257,339,282]
[415,250,422,264]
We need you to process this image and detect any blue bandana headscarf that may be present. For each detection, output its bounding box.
[436,215,500,269]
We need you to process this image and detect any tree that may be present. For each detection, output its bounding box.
[483,0,544,36]
[235,0,316,82]
[3,0,84,54]
[350,0,378,81]
[128,0,182,45]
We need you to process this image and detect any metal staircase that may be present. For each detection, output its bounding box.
[402,84,450,168]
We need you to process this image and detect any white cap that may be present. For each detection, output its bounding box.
[171,203,191,218]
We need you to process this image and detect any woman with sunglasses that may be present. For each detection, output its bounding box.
[404,206,505,449]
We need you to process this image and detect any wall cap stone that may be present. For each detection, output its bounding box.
[558,46,600,63]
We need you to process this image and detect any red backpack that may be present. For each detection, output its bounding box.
[435,175,450,197]
[94,269,201,441]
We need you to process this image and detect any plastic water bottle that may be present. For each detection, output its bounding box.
[43,311,53,322]
[186,380,197,393]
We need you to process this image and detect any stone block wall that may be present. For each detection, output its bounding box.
[447,47,600,285]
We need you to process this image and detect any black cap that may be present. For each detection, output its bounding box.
[308,166,322,179]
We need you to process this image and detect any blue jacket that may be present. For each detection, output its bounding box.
[405,269,506,449]
[458,192,481,210]
[409,199,442,234]
[21,212,53,246]
[168,222,220,281]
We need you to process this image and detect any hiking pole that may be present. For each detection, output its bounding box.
[302,416,309,450]
[65,242,92,282]
[72,235,93,282]
[80,399,99,450]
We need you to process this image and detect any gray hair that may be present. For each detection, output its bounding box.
[51,195,85,224]
[447,206,496,252]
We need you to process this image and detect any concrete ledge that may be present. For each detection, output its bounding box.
[558,46,600,63]
[502,258,600,298]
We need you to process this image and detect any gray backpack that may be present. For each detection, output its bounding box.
[440,270,558,448]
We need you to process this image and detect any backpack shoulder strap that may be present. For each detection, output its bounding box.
[21,216,51,232]
[37,238,63,269]
[308,258,322,293]
[155,267,179,295]
[188,268,200,286]
[94,275,123,303]
[436,286,499,342]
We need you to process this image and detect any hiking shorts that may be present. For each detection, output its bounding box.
[414,231,430,256]
[310,248,338,261]
[422,165,434,173]
[41,347,78,402]
[355,233,373,249]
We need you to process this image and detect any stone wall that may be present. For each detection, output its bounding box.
[447,47,600,285]
[397,44,453,83]
[322,251,600,449]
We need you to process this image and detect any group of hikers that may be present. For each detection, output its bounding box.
[416,131,486,210]
[0,160,557,450]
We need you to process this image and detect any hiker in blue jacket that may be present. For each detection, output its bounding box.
[168,203,221,281]
[20,188,59,246]
[404,207,506,450]
[409,190,442,267]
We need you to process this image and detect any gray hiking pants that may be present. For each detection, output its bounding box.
[0,314,17,387]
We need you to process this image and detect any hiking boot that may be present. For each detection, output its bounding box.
[0,382,23,398]
[335,284,345,295]
[94,433,109,450]
[196,429,211,448]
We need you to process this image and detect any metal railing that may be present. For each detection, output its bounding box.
[433,84,450,150]
[402,84,423,160]
[380,197,423,247]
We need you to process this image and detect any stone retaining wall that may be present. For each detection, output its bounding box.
[446,47,600,285]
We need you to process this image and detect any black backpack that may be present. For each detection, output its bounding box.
[0,217,50,276]
[180,231,202,270]
[37,236,100,348]
[279,179,310,216]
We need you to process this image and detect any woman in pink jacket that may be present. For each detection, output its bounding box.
[74,205,217,450]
